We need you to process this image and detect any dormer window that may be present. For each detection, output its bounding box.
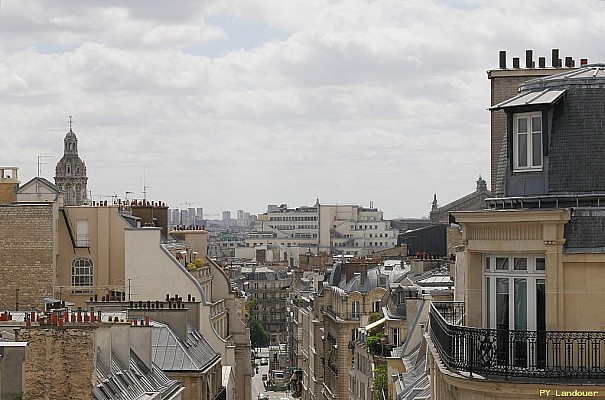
[513,112,542,171]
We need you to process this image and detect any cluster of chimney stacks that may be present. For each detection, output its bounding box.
[499,49,588,69]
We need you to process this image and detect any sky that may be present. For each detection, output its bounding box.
[1,0,605,219]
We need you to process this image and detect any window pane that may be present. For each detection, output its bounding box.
[496,257,509,270]
[518,133,528,167]
[532,116,541,132]
[485,256,491,270]
[496,278,509,329]
[532,132,542,167]
[513,258,527,270]
[517,118,528,133]
[536,258,545,271]
[486,276,491,328]
[514,279,527,330]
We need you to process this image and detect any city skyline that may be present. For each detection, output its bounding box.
[2,1,605,219]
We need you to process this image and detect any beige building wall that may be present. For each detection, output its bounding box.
[429,209,605,399]
[56,205,129,307]
[427,345,605,400]
[124,228,225,345]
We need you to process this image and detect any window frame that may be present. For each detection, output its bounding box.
[71,258,94,293]
[513,111,543,172]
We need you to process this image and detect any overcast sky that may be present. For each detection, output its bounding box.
[1,0,604,219]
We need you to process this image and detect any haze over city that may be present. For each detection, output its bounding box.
[2,0,605,218]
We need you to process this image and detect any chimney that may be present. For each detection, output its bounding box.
[525,49,533,68]
[512,57,520,68]
[0,167,19,203]
[539,57,546,68]
[499,50,506,69]
[581,58,589,66]
[552,48,559,67]
[565,56,573,68]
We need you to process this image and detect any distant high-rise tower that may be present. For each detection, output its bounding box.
[54,117,88,206]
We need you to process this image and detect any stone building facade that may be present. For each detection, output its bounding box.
[0,204,54,310]
[21,327,96,400]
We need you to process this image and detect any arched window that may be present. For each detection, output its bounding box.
[72,258,93,291]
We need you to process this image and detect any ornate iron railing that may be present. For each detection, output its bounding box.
[430,301,605,379]
[324,306,360,321]
[326,332,337,347]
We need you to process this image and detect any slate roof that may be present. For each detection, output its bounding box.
[329,260,408,294]
[93,351,183,400]
[151,321,220,372]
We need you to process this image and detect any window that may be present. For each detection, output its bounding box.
[76,219,89,246]
[372,301,381,313]
[391,328,401,346]
[513,112,542,171]
[484,254,548,368]
[351,301,360,320]
[72,258,93,292]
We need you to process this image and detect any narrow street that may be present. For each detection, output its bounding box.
[252,348,293,400]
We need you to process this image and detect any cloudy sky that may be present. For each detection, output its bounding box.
[1,0,604,219]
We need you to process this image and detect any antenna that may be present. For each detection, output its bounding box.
[142,168,151,200]
[37,155,53,178]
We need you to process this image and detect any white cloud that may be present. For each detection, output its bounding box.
[1,0,605,218]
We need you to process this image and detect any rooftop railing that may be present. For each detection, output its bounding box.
[430,301,605,380]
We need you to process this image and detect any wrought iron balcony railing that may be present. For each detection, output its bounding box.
[324,306,360,321]
[326,332,337,347]
[430,301,605,380]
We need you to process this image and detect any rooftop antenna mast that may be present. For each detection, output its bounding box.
[142,167,151,201]
[37,155,54,178]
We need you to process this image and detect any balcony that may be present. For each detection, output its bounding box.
[324,306,360,321]
[429,301,605,380]
[326,332,337,347]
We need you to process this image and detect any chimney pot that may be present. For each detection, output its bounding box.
[539,57,546,68]
[499,50,507,68]
[512,57,520,68]
[525,49,533,68]
[581,58,589,66]
[565,56,573,68]
[552,49,559,67]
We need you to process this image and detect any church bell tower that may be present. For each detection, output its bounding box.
[54,116,88,206]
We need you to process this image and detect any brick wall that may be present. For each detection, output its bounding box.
[0,205,54,310]
[20,327,96,400]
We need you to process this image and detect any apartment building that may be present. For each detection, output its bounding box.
[318,258,407,400]
[241,266,291,344]
[426,52,605,398]
[243,202,398,260]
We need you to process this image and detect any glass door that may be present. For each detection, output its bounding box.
[484,255,546,369]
